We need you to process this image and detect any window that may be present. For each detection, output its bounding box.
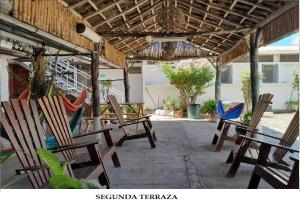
[258,55,273,62]
[262,64,278,83]
[280,54,299,62]
[221,65,232,84]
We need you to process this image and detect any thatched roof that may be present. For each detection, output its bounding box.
[59,0,298,63]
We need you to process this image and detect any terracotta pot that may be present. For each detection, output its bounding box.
[175,110,185,118]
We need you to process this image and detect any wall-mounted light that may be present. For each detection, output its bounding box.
[76,23,102,43]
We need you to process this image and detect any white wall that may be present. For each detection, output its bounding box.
[0,58,9,102]
[142,59,299,110]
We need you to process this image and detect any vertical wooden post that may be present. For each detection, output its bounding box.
[123,62,130,102]
[249,28,262,112]
[215,58,221,103]
[91,42,101,136]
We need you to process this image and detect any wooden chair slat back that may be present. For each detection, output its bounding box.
[107,95,130,135]
[38,96,76,161]
[249,93,273,127]
[1,99,50,188]
[273,110,299,161]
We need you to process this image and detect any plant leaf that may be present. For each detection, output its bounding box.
[36,148,65,175]
[49,175,81,189]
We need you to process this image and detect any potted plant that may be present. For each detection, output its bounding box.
[162,64,214,119]
[201,99,217,122]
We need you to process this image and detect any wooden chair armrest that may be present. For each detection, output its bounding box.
[238,128,282,141]
[125,115,151,122]
[73,127,113,139]
[119,119,147,128]
[239,135,300,153]
[51,140,99,153]
[16,166,48,175]
[289,153,299,162]
[224,119,254,129]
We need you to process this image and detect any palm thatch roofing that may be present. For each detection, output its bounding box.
[58,0,298,64]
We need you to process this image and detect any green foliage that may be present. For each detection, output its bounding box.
[36,148,67,176]
[201,99,216,114]
[240,111,252,124]
[99,80,112,101]
[79,179,103,189]
[36,148,104,189]
[49,175,81,189]
[162,64,214,111]
[292,72,299,91]
[164,97,182,111]
[240,70,263,111]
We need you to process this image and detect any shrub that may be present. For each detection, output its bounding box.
[201,99,216,114]
[162,64,214,111]
[240,111,252,124]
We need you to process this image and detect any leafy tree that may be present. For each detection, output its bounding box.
[162,64,214,111]
[240,70,263,111]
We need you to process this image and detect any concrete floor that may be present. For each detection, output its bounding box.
[1,115,298,189]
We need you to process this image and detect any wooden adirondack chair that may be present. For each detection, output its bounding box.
[244,136,299,189]
[1,99,65,188]
[212,93,273,151]
[226,110,299,177]
[38,96,121,188]
[107,95,157,148]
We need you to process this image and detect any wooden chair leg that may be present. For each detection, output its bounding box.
[143,122,156,148]
[247,170,261,189]
[226,155,243,177]
[111,152,121,167]
[226,150,234,163]
[217,119,224,130]
[152,131,158,142]
[116,136,126,147]
[215,136,225,151]
[211,134,219,145]
[98,172,110,189]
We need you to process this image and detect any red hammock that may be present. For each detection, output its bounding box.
[18,88,31,101]
[62,89,88,112]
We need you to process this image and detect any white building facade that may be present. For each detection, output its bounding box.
[142,46,299,111]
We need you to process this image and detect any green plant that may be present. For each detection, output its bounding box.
[162,64,214,111]
[36,148,104,189]
[240,111,252,124]
[99,80,112,101]
[201,99,216,114]
[164,97,176,109]
[240,70,264,111]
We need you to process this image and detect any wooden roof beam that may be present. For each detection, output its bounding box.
[194,0,261,22]
[83,0,124,21]
[177,0,245,28]
[112,1,162,31]
[93,0,149,30]
[68,0,89,9]
[238,0,273,12]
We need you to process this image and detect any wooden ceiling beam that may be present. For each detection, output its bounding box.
[194,0,261,22]
[93,0,149,29]
[112,1,162,31]
[97,28,249,37]
[83,0,123,21]
[177,0,245,28]
[238,0,273,12]
[68,0,89,9]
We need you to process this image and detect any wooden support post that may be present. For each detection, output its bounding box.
[123,63,130,102]
[91,43,101,117]
[215,58,221,103]
[249,28,262,112]
[91,42,101,139]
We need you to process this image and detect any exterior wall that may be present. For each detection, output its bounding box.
[0,58,9,102]
[142,46,299,111]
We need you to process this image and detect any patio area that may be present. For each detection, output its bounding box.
[3,114,296,189]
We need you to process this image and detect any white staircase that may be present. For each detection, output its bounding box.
[46,57,125,103]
